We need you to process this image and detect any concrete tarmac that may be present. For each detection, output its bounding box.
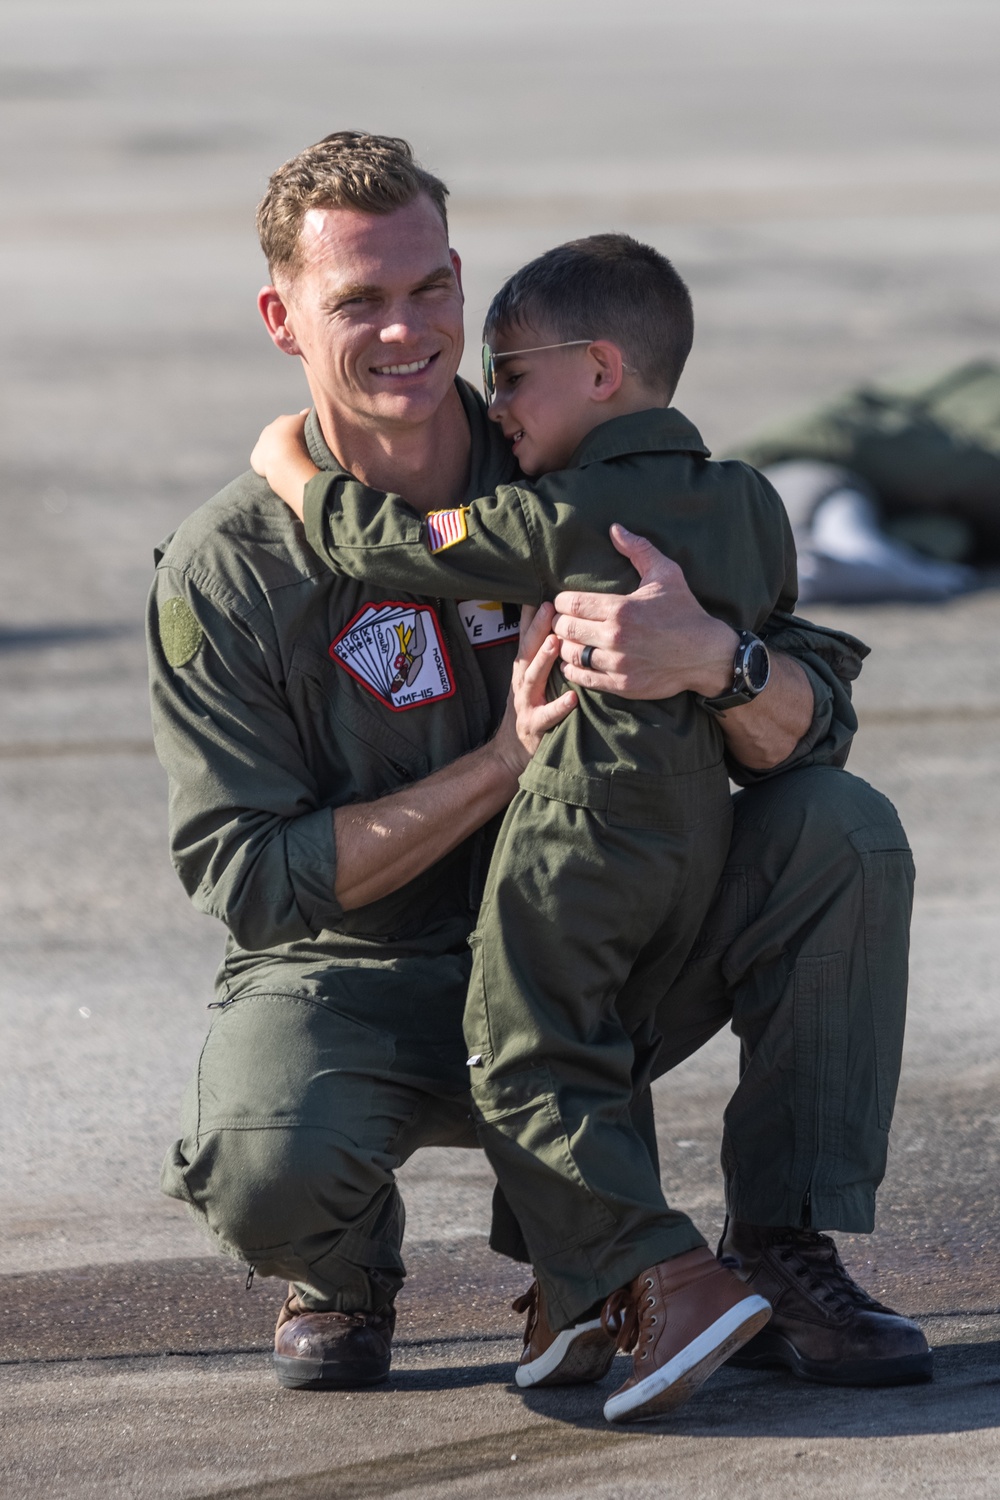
[2,2,999,1494]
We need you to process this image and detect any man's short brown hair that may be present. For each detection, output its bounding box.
[484,234,694,400]
[256,131,449,283]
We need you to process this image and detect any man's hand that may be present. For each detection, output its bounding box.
[489,603,578,782]
[553,524,815,771]
[553,524,738,699]
[250,410,318,521]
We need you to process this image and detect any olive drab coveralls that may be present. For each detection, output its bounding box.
[149,380,914,1326]
[298,404,799,1328]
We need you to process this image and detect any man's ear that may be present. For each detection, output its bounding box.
[258,286,302,358]
[450,248,465,303]
[587,340,625,403]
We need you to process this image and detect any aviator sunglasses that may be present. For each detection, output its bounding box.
[481,339,593,404]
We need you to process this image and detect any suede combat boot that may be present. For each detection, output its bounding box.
[512,1280,618,1389]
[718,1221,933,1386]
[602,1246,771,1423]
[273,1287,395,1389]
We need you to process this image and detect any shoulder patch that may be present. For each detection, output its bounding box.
[425,507,469,553]
[159,595,203,668]
[329,602,455,711]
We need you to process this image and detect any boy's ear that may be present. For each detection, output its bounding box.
[587,340,625,402]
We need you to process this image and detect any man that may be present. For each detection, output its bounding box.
[149,131,929,1395]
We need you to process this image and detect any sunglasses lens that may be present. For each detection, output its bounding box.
[481,343,494,403]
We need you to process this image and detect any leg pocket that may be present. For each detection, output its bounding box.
[472,1065,616,1256]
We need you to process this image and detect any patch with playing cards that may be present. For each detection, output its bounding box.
[329,602,456,711]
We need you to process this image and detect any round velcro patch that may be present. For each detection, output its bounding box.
[159,595,203,668]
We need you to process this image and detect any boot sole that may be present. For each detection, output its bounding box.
[727,1330,934,1386]
[516,1318,617,1388]
[603,1295,771,1423]
[272,1352,391,1390]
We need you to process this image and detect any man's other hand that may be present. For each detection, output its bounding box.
[490,603,578,781]
[552,524,738,700]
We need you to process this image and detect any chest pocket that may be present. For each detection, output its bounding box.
[291,642,430,801]
[289,643,471,942]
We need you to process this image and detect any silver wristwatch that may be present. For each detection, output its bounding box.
[699,630,771,713]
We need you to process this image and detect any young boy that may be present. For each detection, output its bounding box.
[251,234,794,1422]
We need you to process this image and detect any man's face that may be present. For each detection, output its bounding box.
[265,195,465,432]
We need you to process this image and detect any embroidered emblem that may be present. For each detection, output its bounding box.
[159,596,203,668]
[425,507,469,553]
[458,600,521,649]
[329,602,455,711]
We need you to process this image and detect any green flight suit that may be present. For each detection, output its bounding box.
[148,380,912,1326]
[297,406,798,1325]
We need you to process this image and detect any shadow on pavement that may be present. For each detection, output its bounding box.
[517,1339,1000,1438]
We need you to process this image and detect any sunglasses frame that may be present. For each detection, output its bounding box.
[481,339,594,404]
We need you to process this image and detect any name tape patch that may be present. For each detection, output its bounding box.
[458,600,521,649]
[425,507,469,553]
[330,602,455,711]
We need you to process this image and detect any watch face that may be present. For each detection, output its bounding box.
[744,640,770,693]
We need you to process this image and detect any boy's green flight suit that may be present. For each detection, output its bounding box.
[148,381,912,1324]
[297,404,797,1326]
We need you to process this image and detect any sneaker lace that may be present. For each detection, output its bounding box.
[512,1282,539,1341]
[769,1230,895,1315]
[601,1286,641,1354]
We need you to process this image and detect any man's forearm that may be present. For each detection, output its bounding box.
[333,740,518,910]
[714,651,815,771]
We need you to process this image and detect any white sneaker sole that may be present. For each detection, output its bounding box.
[515,1316,616,1388]
[603,1294,771,1422]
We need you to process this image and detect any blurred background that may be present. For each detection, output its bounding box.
[2,0,999,1312]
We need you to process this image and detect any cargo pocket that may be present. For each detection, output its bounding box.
[853,839,915,1131]
[462,929,494,1069]
[471,1065,616,1256]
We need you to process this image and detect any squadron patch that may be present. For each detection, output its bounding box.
[458,600,521,649]
[425,507,469,553]
[329,602,455,711]
[159,595,203,668]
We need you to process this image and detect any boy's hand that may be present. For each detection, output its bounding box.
[250,409,320,521]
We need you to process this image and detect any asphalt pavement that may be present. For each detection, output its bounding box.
[2,2,999,1495]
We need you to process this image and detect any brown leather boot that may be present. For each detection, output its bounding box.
[719,1221,932,1386]
[512,1280,618,1389]
[602,1247,771,1423]
[272,1287,395,1389]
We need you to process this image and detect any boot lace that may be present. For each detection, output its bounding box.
[768,1230,895,1316]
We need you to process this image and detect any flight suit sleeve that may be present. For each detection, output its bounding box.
[148,564,344,949]
[726,610,868,785]
[302,472,549,604]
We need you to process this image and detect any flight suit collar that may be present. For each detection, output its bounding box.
[302,379,515,498]
[566,407,711,469]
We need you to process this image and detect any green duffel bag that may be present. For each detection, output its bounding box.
[735,360,1000,555]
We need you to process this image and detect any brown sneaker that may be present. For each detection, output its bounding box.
[512,1281,618,1389]
[602,1247,771,1423]
[719,1221,933,1386]
[272,1287,395,1389]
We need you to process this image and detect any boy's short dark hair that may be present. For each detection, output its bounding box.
[484,234,694,400]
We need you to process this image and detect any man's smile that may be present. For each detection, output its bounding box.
[371,353,439,377]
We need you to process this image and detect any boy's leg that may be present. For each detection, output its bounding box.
[467,777,732,1333]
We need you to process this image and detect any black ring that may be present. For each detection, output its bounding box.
[581,645,595,670]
